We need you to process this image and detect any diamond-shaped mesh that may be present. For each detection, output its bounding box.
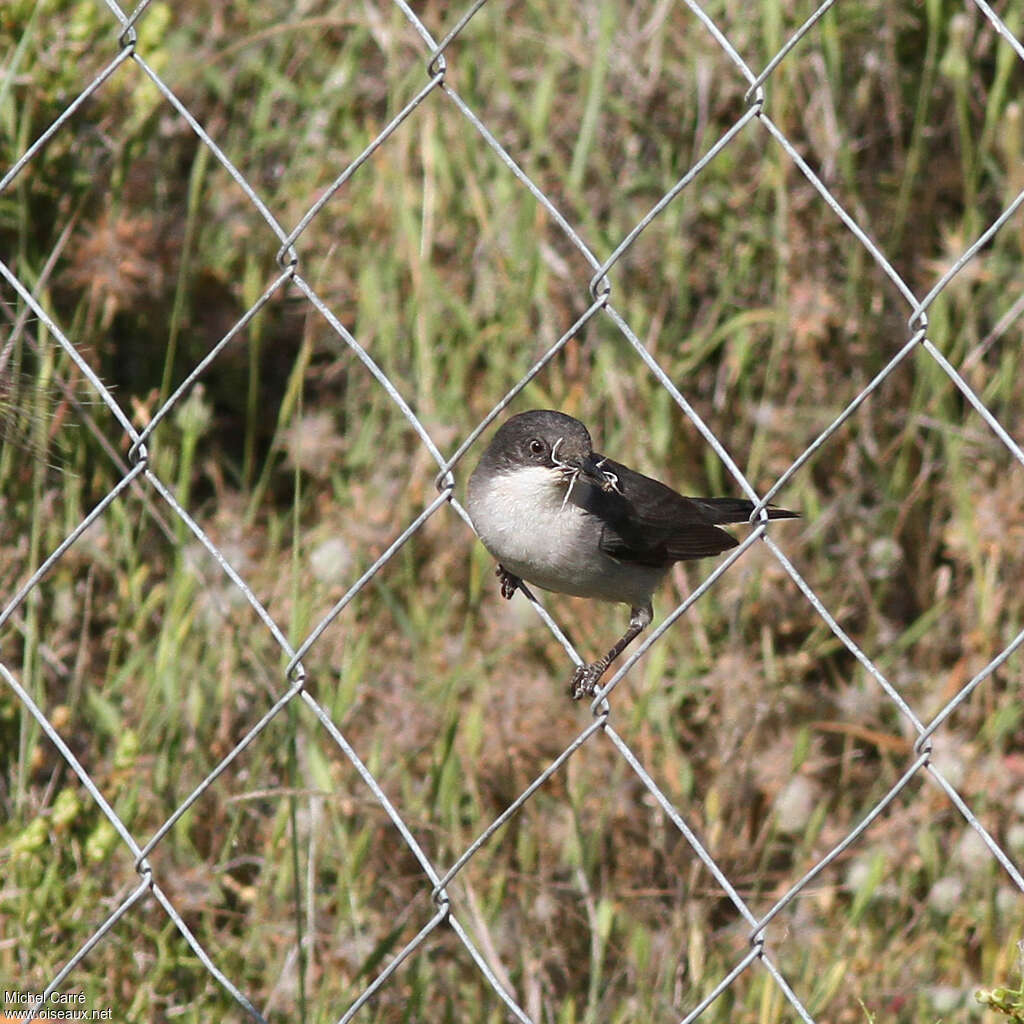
[3,1,1024,1021]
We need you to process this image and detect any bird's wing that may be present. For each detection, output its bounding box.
[579,456,740,566]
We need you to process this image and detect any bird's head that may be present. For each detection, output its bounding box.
[478,409,612,490]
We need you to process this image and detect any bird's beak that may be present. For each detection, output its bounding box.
[579,452,609,486]
[550,442,624,496]
[579,452,623,495]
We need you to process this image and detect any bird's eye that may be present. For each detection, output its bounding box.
[528,438,546,457]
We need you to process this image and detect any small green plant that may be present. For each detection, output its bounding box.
[978,942,1024,1021]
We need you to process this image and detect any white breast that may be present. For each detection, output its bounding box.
[465,465,665,608]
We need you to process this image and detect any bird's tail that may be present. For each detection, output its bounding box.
[691,497,799,525]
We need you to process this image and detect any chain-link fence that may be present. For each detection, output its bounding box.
[4,0,1024,1021]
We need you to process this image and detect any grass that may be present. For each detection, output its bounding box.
[2,0,1024,1021]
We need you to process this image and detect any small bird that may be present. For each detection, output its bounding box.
[466,410,798,699]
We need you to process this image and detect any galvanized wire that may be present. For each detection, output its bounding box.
[3,2,1024,1022]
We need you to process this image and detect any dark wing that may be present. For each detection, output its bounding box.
[578,456,740,566]
[579,456,798,567]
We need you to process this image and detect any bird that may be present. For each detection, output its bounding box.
[465,409,798,699]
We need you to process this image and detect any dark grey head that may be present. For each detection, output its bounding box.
[474,409,597,478]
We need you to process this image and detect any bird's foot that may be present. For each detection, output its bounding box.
[496,565,521,601]
[568,661,608,701]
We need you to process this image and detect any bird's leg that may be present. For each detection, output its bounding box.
[496,564,521,600]
[569,604,652,701]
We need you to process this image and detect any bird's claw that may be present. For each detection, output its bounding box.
[496,565,521,601]
[568,662,606,701]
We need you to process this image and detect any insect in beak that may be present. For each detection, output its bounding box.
[550,437,581,510]
[580,452,624,496]
[594,456,623,496]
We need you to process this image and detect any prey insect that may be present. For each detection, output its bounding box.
[551,437,624,507]
[550,437,579,510]
[593,456,623,496]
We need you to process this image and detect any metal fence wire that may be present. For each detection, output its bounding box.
[4,0,1024,1021]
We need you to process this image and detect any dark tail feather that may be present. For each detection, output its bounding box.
[691,497,799,525]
